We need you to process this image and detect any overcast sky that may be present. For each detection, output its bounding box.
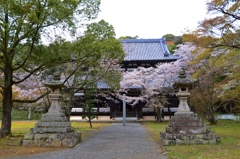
[96,0,208,38]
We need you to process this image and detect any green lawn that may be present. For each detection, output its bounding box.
[143,120,240,159]
[0,121,109,158]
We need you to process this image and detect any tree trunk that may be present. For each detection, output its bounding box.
[168,106,172,119]
[206,106,217,125]
[0,65,13,137]
[156,107,162,123]
[89,118,92,128]
[87,111,93,128]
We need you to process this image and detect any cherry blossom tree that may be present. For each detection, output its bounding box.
[11,72,50,120]
[118,42,195,122]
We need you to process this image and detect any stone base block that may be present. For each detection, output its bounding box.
[32,127,74,133]
[21,131,81,148]
[160,112,220,146]
[31,113,75,133]
[160,132,220,146]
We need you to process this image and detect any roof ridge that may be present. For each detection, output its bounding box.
[121,38,166,43]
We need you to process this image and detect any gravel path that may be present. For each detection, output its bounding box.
[9,123,168,159]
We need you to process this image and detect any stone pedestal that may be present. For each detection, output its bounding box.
[160,113,220,145]
[160,68,220,145]
[21,72,81,148]
[22,113,81,147]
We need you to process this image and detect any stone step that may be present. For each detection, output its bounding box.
[32,127,74,133]
[40,117,68,122]
[169,121,204,127]
[35,121,71,128]
[114,117,138,121]
[166,126,209,134]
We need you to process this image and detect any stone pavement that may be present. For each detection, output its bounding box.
[8,123,168,159]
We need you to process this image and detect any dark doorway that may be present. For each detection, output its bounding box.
[120,102,133,112]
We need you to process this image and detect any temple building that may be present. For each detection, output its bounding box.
[71,38,179,120]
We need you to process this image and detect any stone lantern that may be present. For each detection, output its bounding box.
[160,68,220,146]
[43,72,64,114]
[21,72,81,147]
[173,67,192,114]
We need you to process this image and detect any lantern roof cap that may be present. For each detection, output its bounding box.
[173,68,192,87]
[44,71,64,91]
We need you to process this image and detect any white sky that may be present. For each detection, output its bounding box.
[96,0,208,38]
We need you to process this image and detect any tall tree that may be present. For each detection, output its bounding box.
[162,34,183,54]
[203,0,240,113]
[118,35,139,39]
[0,0,100,137]
[82,88,97,128]
[61,20,125,120]
[201,0,240,48]
[181,0,240,124]
[189,48,226,125]
[182,30,240,124]
[162,34,175,41]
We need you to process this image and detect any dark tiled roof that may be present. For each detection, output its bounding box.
[97,81,110,89]
[121,38,178,61]
[97,38,179,89]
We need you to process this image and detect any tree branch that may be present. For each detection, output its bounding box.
[13,91,50,103]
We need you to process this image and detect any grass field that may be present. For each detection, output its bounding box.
[0,121,110,159]
[143,120,240,159]
[0,119,240,159]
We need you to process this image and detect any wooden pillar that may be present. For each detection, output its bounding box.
[110,106,116,119]
[137,102,143,119]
